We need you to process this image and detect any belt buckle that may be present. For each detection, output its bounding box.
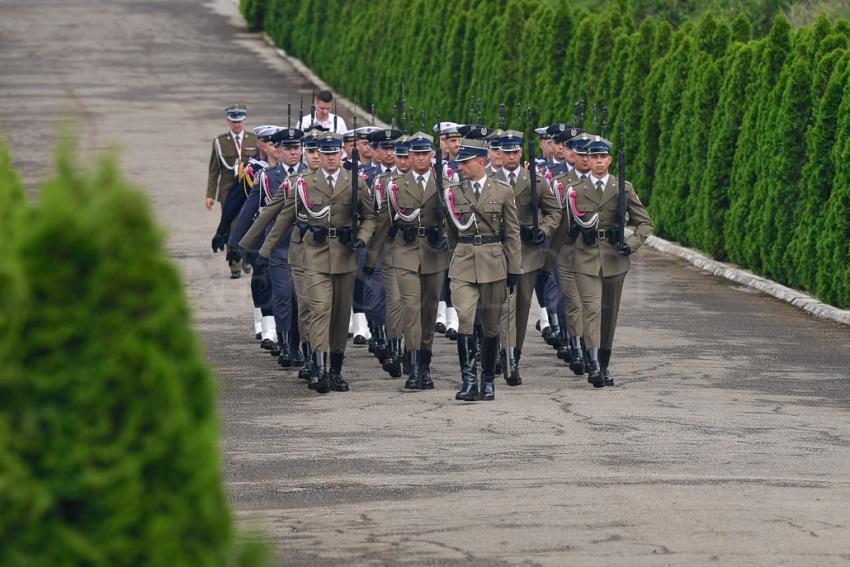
[417,227,426,237]
[328,227,337,239]
[597,229,606,239]
[473,234,482,245]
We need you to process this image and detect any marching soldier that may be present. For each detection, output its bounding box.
[258,132,376,394]
[207,104,259,278]
[369,132,450,390]
[368,136,413,378]
[496,130,560,386]
[433,122,463,339]
[548,132,592,374]
[564,137,653,387]
[444,138,521,401]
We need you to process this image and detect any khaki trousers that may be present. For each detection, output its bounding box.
[384,265,403,340]
[499,271,537,349]
[291,264,311,344]
[574,271,626,349]
[307,270,356,353]
[557,263,584,337]
[451,279,507,338]
[397,269,443,351]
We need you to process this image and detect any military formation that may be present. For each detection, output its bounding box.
[207,91,653,400]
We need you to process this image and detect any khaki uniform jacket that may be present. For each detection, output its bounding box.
[569,175,653,278]
[366,169,397,269]
[445,177,522,284]
[207,132,258,202]
[259,169,376,275]
[368,170,450,275]
[544,168,580,272]
[497,167,561,273]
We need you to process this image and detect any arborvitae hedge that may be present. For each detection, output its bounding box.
[244,0,850,308]
[0,142,270,566]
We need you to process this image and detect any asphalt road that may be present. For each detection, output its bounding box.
[2,1,850,565]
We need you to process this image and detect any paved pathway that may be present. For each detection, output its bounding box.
[2,1,849,565]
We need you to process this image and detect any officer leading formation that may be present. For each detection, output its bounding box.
[208,92,654,401]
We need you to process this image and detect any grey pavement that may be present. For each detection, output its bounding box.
[2,1,850,565]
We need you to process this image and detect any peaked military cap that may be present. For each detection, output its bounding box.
[554,126,586,143]
[368,128,404,148]
[317,132,344,153]
[407,131,434,152]
[253,125,282,141]
[354,126,381,141]
[566,132,593,153]
[499,130,524,152]
[433,121,462,138]
[458,124,491,139]
[545,123,580,138]
[394,135,410,156]
[534,126,552,139]
[343,129,357,143]
[303,127,324,150]
[456,138,489,162]
[586,135,613,155]
[225,103,248,122]
[271,127,304,147]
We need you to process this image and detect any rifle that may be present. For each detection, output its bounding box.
[527,105,539,237]
[287,102,291,128]
[333,99,338,133]
[574,99,585,128]
[617,121,626,248]
[601,105,609,138]
[400,82,407,134]
[352,109,360,242]
[310,89,316,128]
[592,103,599,134]
[434,115,445,245]
[498,102,506,130]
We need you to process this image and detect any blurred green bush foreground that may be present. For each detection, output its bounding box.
[0,141,271,566]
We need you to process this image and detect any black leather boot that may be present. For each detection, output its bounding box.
[298,343,313,381]
[546,324,561,348]
[382,337,396,373]
[329,352,349,392]
[402,349,411,376]
[505,348,522,386]
[271,331,282,357]
[599,348,614,387]
[387,339,402,378]
[276,331,291,366]
[587,348,604,389]
[496,348,504,375]
[368,322,378,354]
[419,349,434,390]
[480,336,498,401]
[309,351,330,394]
[404,350,421,390]
[568,336,585,376]
[455,334,478,401]
[374,325,388,363]
[289,341,304,367]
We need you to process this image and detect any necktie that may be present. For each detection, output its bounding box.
[509,172,516,187]
[417,175,426,193]
[327,175,334,189]
[580,174,587,180]
[596,180,604,191]
[234,134,241,156]
[288,167,295,175]
[473,182,481,196]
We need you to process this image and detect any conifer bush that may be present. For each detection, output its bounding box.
[0,143,270,566]
[247,1,850,307]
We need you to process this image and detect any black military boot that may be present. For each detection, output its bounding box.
[329,352,350,392]
[276,331,291,366]
[402,349,411,376]
[480,336,499,401]
[298,342,313,381]
[368,322,378,355]
[386,339,402,378]
[556,328,571,361]
[496,347,504,375]
[374,325,388,363]
[455,334,478,401]
[505,348,522,387]
[546,323,562,348]
[587,348,604,389]
[404,350,421,390]
[568,336,585,376]
[271,331,283,357]
[382,337,396,373]
[309,351,330,394]
[419,349,434,390]
[599,348,614,387]
[289,341,304,367]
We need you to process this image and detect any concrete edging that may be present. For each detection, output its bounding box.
[251,21,850,328]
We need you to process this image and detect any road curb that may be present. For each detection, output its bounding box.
[245,16,850,329]
[644,235,850,326]
[259,34,390,130]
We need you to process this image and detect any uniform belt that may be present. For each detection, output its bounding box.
[457,234,501,245]
[308,224,352,242]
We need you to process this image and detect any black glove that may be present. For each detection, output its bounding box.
[436,236,448,252]
[350,238,366,250]
[617,242,632,256]
[532,227,546,244]
[254,255,269,275]
[364,265,375,276]
[506,272,520,292]
[211,232,228,253]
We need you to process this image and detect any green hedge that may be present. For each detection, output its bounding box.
[243,0,850,308]
[0,141,271,566]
